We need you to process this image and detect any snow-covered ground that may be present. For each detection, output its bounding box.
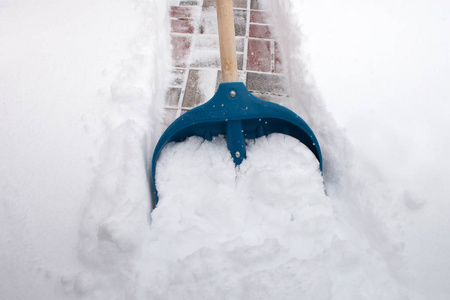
[1,0,449,299]
[284,1,450,298]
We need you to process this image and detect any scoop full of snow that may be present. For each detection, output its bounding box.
[146,134,401,299]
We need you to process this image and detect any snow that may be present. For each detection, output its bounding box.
[269,1,450,298]
[152,134,401,298]
[1,0,450,299]
[1,0,168,298]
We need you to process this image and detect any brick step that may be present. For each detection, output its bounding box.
[165,0,289,127]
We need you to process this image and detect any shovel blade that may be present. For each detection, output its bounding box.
[151,82,322,205]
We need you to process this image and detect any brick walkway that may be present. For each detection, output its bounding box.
[164,0,288,127]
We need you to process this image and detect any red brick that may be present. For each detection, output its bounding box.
[246,72,286,94]
[170,6,193,19]
[247,39,271,73]
[171,19,195,34]
[274,42,283,73]
[171,35,192,68]
[165,88,182,106]
[250,11,269,24]
[180,0,198,5]
[249,24,272,39]
[250,0,264,10]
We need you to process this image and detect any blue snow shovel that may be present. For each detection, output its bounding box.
[151,0,322,206]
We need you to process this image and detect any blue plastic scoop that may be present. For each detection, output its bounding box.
[151,0,322,206]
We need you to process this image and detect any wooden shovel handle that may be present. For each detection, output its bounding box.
[216,0,239,82]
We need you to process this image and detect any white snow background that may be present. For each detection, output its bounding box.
[1,0,449,299]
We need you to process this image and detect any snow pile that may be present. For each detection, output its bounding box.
[70,0,170,299]
[1,0,169,298]
[267,0,450,298]
[147,134,402,299]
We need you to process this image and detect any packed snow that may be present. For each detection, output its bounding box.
[1,0,450,299]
